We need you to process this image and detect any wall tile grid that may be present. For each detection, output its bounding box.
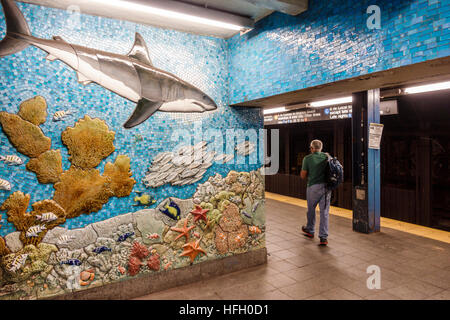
[227,0,450,104]
[0,2,263,236]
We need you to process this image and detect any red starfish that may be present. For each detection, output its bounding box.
[170,219,195,242]
[190,205,209,223]
[179,239,207,263]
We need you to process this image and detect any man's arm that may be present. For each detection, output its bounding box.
[300,170,308,180]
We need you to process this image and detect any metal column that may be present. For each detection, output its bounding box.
[351,89,381,233]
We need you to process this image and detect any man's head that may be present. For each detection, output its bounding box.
[310,139,323,152]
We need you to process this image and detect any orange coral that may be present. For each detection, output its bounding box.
[127,256,143,276]
[147,253,160,271]
[61,115,115,169]
[130,241,149,260]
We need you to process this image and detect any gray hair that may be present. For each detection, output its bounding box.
[310,139,323,151]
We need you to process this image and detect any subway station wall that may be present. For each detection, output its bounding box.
[228,0,450,104]
[0,2,264,299]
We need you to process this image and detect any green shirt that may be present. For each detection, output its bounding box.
[302,152,328,187]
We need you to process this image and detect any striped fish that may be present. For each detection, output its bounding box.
[26,224,46,237]
[0,155,23,165]
[36,212,58,222]
[0,178,11,191]
[8,254,28,273]
[53,110,72,121]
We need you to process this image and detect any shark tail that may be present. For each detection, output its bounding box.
[0,0,31,57]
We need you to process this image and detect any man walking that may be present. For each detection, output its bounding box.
[300,139,331,246]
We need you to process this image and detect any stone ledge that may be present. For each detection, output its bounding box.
[47,247,267,300]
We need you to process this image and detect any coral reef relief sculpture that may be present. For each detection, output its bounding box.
[1,97,136,221]
[0,0,217,129]
[0,168,265,300]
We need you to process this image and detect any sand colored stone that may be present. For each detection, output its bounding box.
[0,112,51,158]
[17,96,47,126]
[103,155,136,197]
[26,149,63,184]
[218,203,242,232]
[61,115,115,169]
[53,167,113,218]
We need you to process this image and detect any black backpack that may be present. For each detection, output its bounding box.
[324,153,344,191]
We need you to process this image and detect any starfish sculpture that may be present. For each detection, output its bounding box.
[170,219,195,242]
[179,239,207,263]
[190,205,209,223]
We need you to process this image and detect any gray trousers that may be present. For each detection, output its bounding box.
[305,183,331,239]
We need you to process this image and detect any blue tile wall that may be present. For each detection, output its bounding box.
[0,2,262,236]
[227,0,450,104]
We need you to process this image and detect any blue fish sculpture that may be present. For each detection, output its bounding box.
[159,199,181,220]
[117,232,135,242]
[60,259,81,266]
[93,246,112,254]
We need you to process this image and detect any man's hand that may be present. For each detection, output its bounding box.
[301,170,308,180]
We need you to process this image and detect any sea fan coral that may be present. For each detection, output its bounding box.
[53,167,113,219]
[130,241,149,260]
[26,149,63,184]
[102,155,136,197]
[17,96,47,126]
[61,115,115,169]
[0,112,51,158]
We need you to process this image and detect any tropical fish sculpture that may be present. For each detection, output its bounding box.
[0,0,217,129]
[133,192,156,206]
[159,199,181,220]
[0,155,23,165]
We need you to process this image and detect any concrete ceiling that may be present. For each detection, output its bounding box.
[19,0,308,38]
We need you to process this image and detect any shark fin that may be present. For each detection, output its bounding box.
[123,98,162,129]
[46,54,58,61]
[52,35,67,42]
[77,72,92,85]
[127,32,152,66]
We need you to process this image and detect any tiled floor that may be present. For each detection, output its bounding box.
[135,198,450,300]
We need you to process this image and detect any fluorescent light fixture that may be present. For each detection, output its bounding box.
[94,0,247,31]
[309,96,353,107]
[263,107,287,115]
[404,81,450,94]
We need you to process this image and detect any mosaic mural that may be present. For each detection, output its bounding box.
[0,1,264,299]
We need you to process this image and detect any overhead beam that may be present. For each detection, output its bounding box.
[241,0,308,16]
[231,56,450,108]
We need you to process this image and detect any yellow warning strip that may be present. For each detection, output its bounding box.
[265,192,450,244]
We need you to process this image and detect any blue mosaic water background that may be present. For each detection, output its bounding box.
[228,0,450,104]
[0,2,263,236]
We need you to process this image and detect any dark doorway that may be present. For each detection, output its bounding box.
[265,89,450,231]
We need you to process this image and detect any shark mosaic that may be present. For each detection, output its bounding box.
[0,1,264,299]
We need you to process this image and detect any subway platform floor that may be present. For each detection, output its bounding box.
[134,194,450,300]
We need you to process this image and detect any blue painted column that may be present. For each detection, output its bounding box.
[351,89,381,233]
